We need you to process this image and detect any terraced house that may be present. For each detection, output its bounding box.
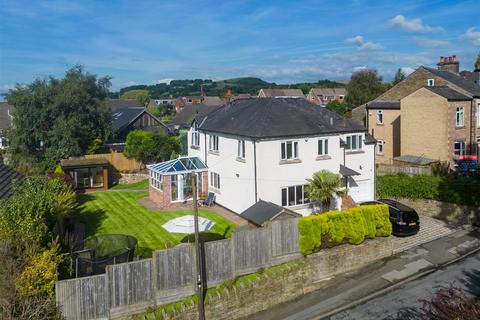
[356,55,480,167]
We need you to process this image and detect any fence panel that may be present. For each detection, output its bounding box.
[154,244,195,290]
[204,239,233,286]
[270,218,299,257]
[107,259,153,309]
[234,228,271,274]
[56,274,108,320]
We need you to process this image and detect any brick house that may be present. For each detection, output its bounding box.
[357,55,480,167]
[307,88,347,106]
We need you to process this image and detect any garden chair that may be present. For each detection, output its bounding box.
[203,192,215,207]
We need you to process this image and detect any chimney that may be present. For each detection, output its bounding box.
[224,89,233,106]
[437,55,460,74]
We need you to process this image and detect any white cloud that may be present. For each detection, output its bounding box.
[413,37,452,48]
[387,15,444,33]
[153,78,174,85]
[460,27,480,46]
[345,35,384,50]
[400,67,415,75]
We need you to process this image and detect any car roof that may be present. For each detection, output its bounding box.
[378,199,415,212]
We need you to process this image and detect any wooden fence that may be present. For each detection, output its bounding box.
[83,153,143,172]
[376,163,432,176]
[56,219,300,320]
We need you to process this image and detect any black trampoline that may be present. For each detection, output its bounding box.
[68,234,137,278]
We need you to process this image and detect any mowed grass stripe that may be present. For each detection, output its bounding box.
[75,192,236,257]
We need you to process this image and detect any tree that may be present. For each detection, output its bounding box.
[392,68,406,85]
[345,69,384,108]
[120,89,150,107]
[6,66,112,173]
[124,130,181,164]
[305,170,346,213]
[326,100,348,116]
[475,52,480,70]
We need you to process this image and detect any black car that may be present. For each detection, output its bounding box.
[360,199,420,236]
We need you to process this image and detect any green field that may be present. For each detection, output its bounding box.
[110,179,149,190]
[75,192,236,257]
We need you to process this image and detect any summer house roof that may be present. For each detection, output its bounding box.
[147,157,207,175]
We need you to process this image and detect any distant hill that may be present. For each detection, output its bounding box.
[114,77,346,99]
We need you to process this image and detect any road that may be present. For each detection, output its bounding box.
[330,250,480,319]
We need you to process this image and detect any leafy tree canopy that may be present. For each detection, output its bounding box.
[326,100,348,116]
[475,52,480,70]
[124,130,181,164]
[392,68,406,85]
[120,89,150,106]
[6,66,112,173]
[345,69,385,108]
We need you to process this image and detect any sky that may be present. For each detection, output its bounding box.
[0,0,479,94]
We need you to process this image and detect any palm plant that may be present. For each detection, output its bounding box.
[306,170,346,213]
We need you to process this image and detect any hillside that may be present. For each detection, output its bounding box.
[115,77,346,98]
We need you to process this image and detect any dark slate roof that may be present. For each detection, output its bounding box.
[170,104,223,128]
[240,200,299,226]
[0,102,14,130]
[393,155,436,165]
[112,107,145,132]
[366,100,400,110]
[339,164,360,176]
[0,163,24,200]
[364,133,376,145]
[424,86,472,101]
[199,98,366,139]
[107,99,141,111]
[423,67,480,97]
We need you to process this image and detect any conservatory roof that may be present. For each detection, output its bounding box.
[147,157,207,175]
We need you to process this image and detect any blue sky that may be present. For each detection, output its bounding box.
[0,0,479,93]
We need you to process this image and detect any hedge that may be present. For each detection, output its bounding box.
[298,205,392,255]
[377,174,480,206]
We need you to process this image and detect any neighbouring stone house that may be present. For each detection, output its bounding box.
[257,88,304,98]
[307,87,347,106]
[354,55,480,167]
[174,95,223,113]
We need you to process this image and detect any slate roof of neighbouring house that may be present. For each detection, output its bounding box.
[0,163,24,200]
[170,104,224,128]
[107,99,142,111]
[423,66,480,97]
[310,87,347,96]
[0,102,14,130]
[364,133,377,145]
[112,107,168,134]
[424,86,472,101]
[259,88,304,97]
[366,100,400,110]
[198,98,366,139]
[240,200,299,226]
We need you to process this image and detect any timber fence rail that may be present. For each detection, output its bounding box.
[56,218,300,320]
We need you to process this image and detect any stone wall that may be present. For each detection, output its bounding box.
[118,172,149,184]
[395,198,480,226]
[147,238,395,320]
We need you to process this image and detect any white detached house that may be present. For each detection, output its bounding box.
[181,97,376,215]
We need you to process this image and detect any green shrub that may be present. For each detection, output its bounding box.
[298,205,392,255]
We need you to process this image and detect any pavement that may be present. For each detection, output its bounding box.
[247,216,480,320]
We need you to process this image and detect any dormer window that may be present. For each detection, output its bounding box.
[427,79,435,87]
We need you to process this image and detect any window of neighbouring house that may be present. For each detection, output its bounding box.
[377,140,384,155]
[281,185,310,207]
[210,172,220,189]
[456,107,465,127]
[281,141,299,160]
[150,171,163,191]
[454,140,466,156]
[345,134,363,151]
[427,79,435,86]
[209,135,219,152]
[376,110,384,124]
[191,122,200,147]
[318,138,329,155]
[237,140,245,159]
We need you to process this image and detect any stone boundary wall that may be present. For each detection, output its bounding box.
[118,172,149,184]
[395,198,480,226]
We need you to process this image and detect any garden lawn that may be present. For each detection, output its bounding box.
[110,179,149,190]
[75,192,236,257]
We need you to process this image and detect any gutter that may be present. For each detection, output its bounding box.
[254,140,258,203]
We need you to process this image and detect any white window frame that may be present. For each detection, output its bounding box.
[454,140,466,156]
[281,185,310,207]
[427,79,435,86]
[318,138,329,155]
[456,107,464,127]
[150,171,163,191]
[210,172,220,189]
[209,135,219,152]
[345,134,363,151]
[237,140,246,159]
[281,141,299,160]
[376,110,384,125]
[377,140,384,155]
[191,122,200,147]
